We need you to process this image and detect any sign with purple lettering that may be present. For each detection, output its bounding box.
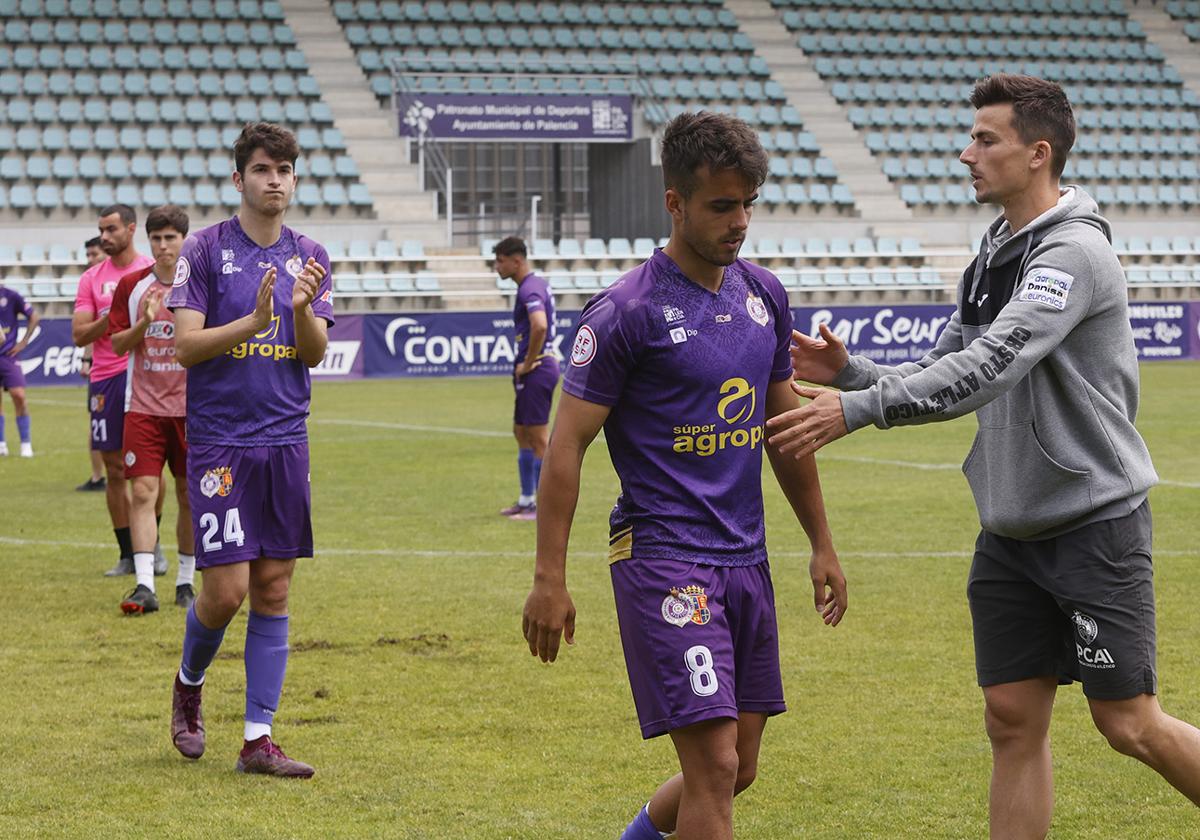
[792,305,958,365]
[396,93,633,142]
[365,312,574,377]
[1127,302,1192,360]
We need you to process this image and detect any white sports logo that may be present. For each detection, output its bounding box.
[173,257,190,287]
[571,325,597,366]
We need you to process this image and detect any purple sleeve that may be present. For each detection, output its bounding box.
[768,277,794,382]
[520,283,546,313]
[309,244,335,325]
[167,234,211,315]
[561,293,641,407]
[15,292,32,317]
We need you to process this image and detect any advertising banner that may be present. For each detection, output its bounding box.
[1126,302,1193,360]
[16,303,1199,387]
[397,93,633,142]
[364,311,574,377]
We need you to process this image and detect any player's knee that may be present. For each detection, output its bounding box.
[1091,705,1157,760]
[984,695,1045,746]
[131,481,157,506]
[252,578,290,613]
[685,746,739,795]
[204,587,246,620]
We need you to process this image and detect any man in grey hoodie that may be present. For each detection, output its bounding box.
[767,73,1200,834]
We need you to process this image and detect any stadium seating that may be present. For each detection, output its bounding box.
[1165,1,1200,41]
[332,0,856,213]
[0,0,372,221]
[771,0,1200,213]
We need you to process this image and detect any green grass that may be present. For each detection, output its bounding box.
[1,362,1198,838]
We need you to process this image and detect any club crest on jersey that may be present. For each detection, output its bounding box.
[173,257,190,287]
[285,255,304,278]
[661,586,711,627]
[124,451,136,467]
[0,296,7,307]
[571,324,597,366]
[745,294,769,326]
[200,466,233,499]
[90,394,105,412]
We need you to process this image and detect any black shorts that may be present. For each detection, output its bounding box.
[967,500,1156,701]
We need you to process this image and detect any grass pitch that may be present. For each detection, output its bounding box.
[1,363,1198,839]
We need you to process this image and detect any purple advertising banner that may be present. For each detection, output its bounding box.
[364,311,575,377]
[15,316,365,386]
[397,93,633,142]
[793,304,959,364]
[1126,302,1193,360]
[18,304,1200,387]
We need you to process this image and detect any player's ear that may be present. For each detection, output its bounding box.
[664,188,684,223]
[232,170,244,192]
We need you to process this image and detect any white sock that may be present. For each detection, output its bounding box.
[244,721,272,742]
[177,668,203,686]
[133,552,155,591]
[176,554,195,586]
[518,494,535,506]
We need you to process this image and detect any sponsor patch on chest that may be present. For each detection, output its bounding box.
[1018,267,1074,311]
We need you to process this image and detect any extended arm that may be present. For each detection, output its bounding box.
[521,392,611,662]
[765,379,846,625]
[174,267,275,368]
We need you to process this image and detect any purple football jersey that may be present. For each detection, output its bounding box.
[167,217,335,446]
[514,272,556,361]
[0,286,33,355]
[563,249,794,566]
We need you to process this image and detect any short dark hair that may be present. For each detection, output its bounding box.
[661,111,768,199]
[493,236,527,258]
[99,204,136,226]
[233,122,300,174]
[970,74,1075,178]
[145,204,189,236]
[84,236,101,249]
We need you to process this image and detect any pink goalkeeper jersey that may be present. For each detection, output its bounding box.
[74,253,154,382]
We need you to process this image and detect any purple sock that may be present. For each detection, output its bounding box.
[15,414,30,443]
[517,448,535,497]
[0,414,5,443]
[621,805,664,840]
[180,602,227,684]
[532,456,542,495]
[244,611,289,726]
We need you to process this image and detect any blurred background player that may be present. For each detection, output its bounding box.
[167,123,333,778]
[493,236,559,521]
[0,280,39,457]
[76,236,109,491]
[73,206,155,576]
[108,205,195,616]
[522,113,846,840]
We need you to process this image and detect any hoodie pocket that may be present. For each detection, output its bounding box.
[962,422,1092,539]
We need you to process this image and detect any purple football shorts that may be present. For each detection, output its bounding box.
[513,357,560,426]
[88,371,126,451]
[610,556,786,739]
[0,354,26,390]
[187,441,313,569]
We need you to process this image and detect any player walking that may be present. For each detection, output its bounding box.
[0,281,39,457]
[522,113,846,840]
[167,123,333,778]
[108,204,195,615]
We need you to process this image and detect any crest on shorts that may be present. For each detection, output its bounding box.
[661,585,711,627]
[200,466,233,499]
[1072,611,1098,645]
[124,450,136,467]
[745,294,769,326]
[90,394,105,412]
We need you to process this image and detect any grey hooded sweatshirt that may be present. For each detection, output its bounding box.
[835,187,1157,540]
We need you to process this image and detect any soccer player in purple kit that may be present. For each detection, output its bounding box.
[493,236,560,520]
[0,281,39,457]
[167,123,333,778]
[522,112,848,840]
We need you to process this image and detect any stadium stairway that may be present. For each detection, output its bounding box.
[282,0,446,245]
[727,0,913,227]
[1128,0,1200,101]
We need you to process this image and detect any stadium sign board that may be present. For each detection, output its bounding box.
[18,303,1200,386]
[397,93,633,142]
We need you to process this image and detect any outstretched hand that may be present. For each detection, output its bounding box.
[790,324,849,386]
[765,383,848,459]
[292,258,325,311]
